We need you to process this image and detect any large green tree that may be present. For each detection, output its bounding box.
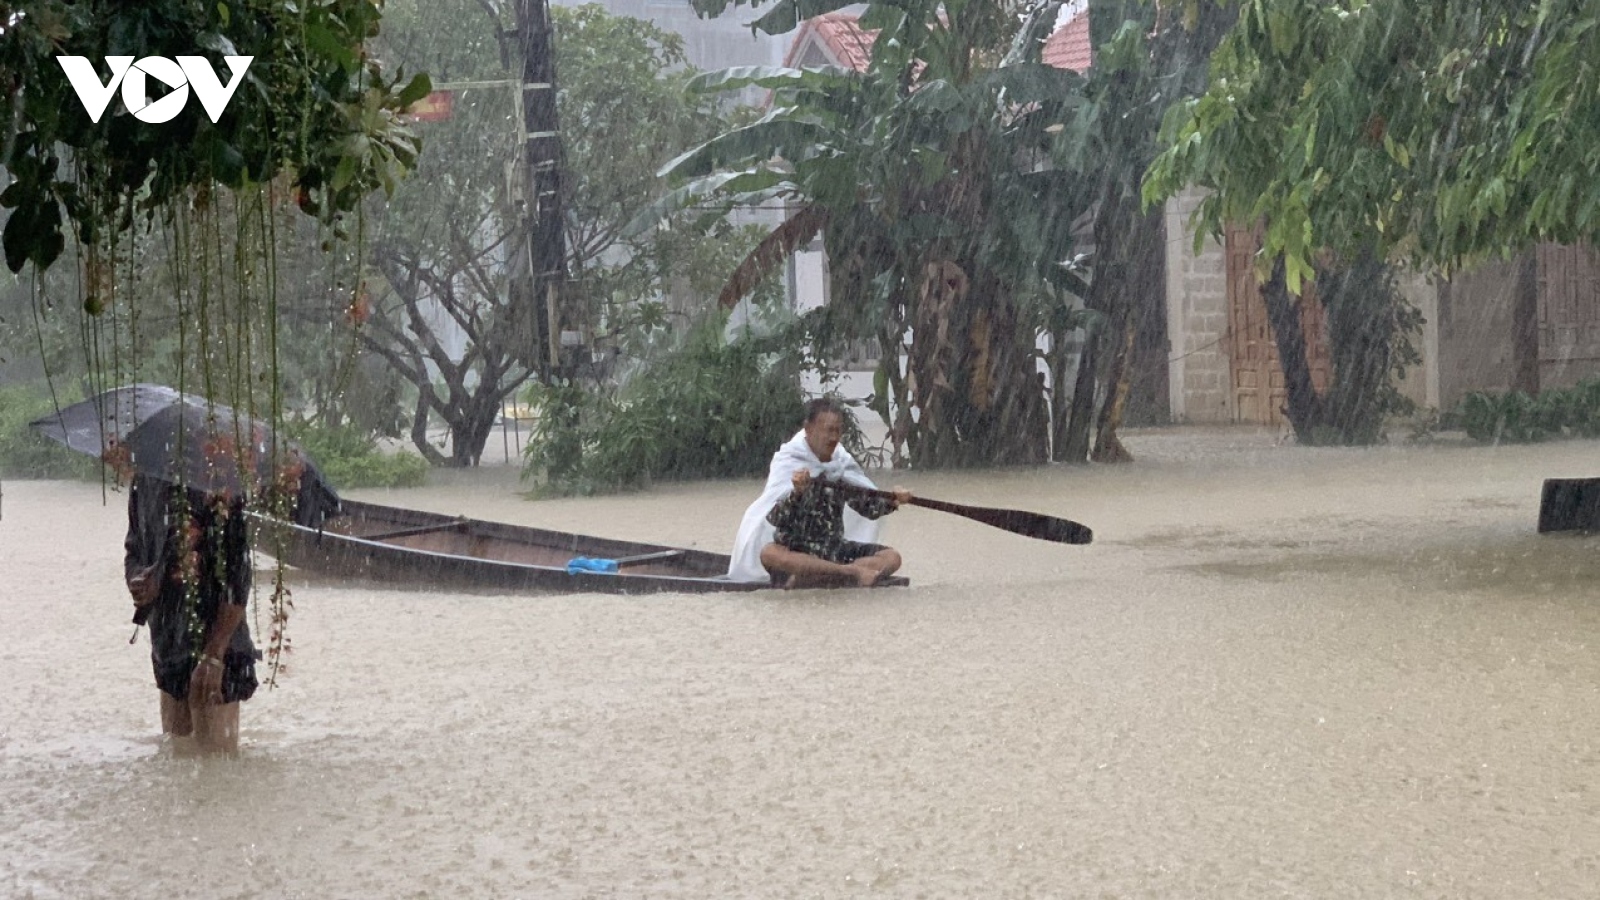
[1140,0,1535,442]
[1145,0,1600,284]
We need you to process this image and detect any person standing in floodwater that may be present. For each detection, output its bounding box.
[124,474,259,754]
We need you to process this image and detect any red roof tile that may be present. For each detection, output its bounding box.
[783,13,877,72]
[1041,13,1092,73]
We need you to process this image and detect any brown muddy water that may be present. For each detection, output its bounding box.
[2,427,1598,898]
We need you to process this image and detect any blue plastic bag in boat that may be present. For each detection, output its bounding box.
[566,557,619,575]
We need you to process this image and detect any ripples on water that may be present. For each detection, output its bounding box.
[3,428,1598,898]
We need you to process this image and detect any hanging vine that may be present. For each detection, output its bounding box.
[2,0,429,685]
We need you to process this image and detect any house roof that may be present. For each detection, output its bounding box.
[1041,12,1092,73]
[783,11,1092,74]
[783,13,877,71]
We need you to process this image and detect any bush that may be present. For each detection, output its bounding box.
[290,422,429,489]
[0,383,97,479]
[522,321,864,495]
[1454,377,1600,443]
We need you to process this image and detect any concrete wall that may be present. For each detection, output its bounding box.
[1163,188,1232,423]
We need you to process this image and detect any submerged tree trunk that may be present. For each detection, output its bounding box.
[1064,170,1133,465]
[448,393,499,466]
[410,382,514,467]
[410,381,445,466]
[1265,249,1423,446]
[1261,257,1325,443]
[904,258,1048,468]
[1091,309,1136,463]
[897,127,1049,469]
[1068,0,1236,462]
[1092,205,1163,463]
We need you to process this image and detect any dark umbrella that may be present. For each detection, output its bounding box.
[29,383,338,520]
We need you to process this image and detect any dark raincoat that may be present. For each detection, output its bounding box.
[124,475,259,703]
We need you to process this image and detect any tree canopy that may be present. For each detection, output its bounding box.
[0,0,427,275]
[1144,0,1600,291]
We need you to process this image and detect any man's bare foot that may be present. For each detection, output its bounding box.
[853,564,885,587]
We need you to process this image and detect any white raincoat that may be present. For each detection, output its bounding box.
[726,430,881,582]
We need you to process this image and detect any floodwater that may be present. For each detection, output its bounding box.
[2,426,1598,899]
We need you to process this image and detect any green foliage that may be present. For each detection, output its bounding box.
[1312,249,1422,445]
[654,0,1098,467]
[552,4,741,348]
[1145,0,1600,284]
[290,422,429,489]
[362,2,744,465]
[521,320,839,495]
[0,383,95,479]
[1453,379,1600,444]
[0,0,424,274]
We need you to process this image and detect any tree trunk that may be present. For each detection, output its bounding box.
[1092,204,1162,462]
[1261,257,1325,443]
[899,127,1047,469]
[962,270,1049,466]
[879,300,912,469]
[449,412,493,466]
[410,387,446,466]
[904,258,1048,468]
[1063,166,1129,465]
[1091,308,1136,463]
[907,259,964,468]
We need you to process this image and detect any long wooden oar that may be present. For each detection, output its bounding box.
[819,478,1093,545]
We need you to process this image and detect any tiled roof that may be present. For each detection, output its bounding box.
[1041,12,1092,73]
[785,11,1091,74]
[783,13,877,71]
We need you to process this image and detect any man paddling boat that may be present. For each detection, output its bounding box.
[728,398,912,587]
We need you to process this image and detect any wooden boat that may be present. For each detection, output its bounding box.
[250,498,910,594]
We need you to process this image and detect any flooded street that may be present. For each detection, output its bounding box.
[3,427,1598,898]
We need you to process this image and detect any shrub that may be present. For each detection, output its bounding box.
[1455,377,1600,443]
[290,422,429,489]
[523,321,865,495]
[0,383,97,479]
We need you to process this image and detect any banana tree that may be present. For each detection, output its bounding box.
[642,0,1095,468]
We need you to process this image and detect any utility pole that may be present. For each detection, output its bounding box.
[510,0,570,379]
